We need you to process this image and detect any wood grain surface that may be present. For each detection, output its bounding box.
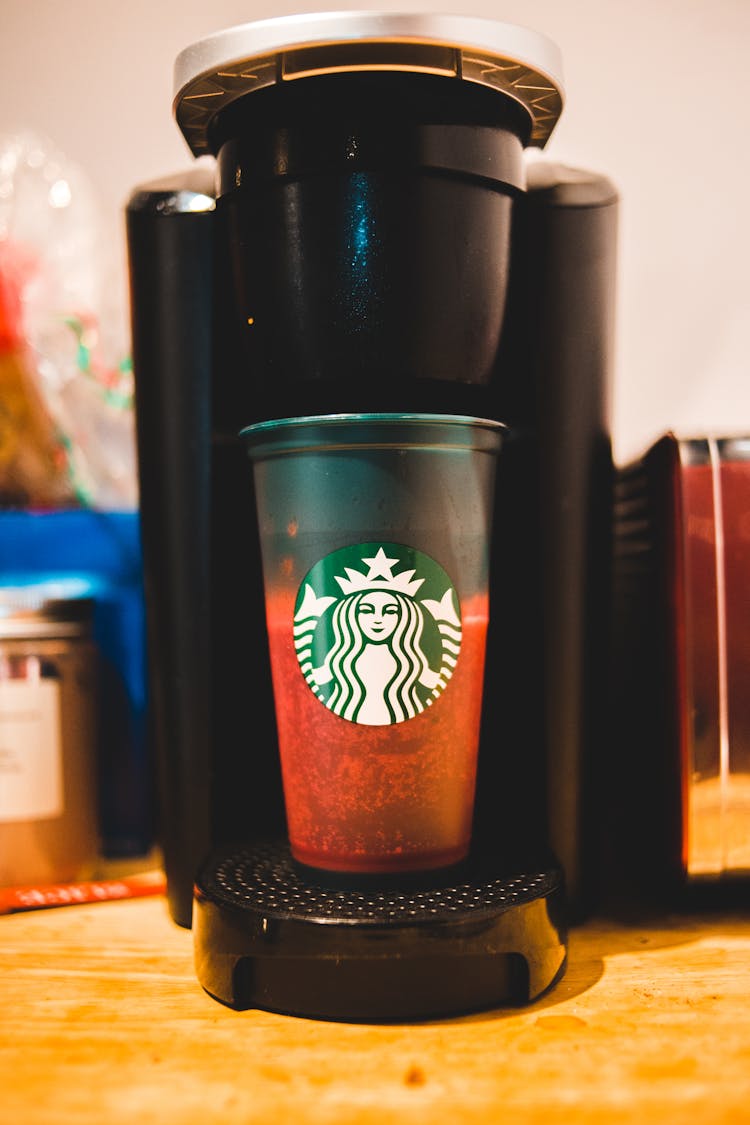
[2,892,749,1124]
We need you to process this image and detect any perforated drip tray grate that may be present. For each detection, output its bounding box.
[193,841,568,1022]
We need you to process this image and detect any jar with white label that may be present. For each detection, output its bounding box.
[0,581,99,886]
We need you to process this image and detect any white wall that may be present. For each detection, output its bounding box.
[2,0,748,464]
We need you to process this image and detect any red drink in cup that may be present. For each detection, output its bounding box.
[266,585,490,872]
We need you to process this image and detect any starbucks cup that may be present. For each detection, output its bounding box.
[241,413,504,876]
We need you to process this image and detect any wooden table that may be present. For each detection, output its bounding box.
[2,888,749,1124]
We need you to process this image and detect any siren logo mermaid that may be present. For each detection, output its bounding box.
[293,543,462,726]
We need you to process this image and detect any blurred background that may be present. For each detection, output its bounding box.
[1,0,748,466]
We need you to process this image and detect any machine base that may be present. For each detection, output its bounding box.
[193,841,568,1022]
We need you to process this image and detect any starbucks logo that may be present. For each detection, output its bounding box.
[293,543,462,726]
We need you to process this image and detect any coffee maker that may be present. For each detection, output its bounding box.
[126,12,618,1020]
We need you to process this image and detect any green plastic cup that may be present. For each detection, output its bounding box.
[241,413,504,876]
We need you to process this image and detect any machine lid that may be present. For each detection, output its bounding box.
[174,10,564,157]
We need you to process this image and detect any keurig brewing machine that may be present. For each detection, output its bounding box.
[126,12,618,1020]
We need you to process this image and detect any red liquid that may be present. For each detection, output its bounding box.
[265,590,489,873]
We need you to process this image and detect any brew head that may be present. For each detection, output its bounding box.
[172,13,565,415]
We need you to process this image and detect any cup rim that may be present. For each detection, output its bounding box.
[240,412,506,460]
[241,411,506,438]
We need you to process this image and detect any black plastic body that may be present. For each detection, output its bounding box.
[127,104,618,929]
[126,170,214,925]
[487,162,619,919]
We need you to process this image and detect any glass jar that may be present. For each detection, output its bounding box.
[0,580,99,885]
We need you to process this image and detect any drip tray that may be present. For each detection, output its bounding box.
[193,841,568,1022]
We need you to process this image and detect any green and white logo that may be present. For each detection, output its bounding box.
[293,542,461,726]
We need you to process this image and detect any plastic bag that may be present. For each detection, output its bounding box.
[0,130,137,509]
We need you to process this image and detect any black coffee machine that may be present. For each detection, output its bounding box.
[126,12,618,1020]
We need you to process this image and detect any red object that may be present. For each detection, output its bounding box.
[667,439,750,877]
[0,872,166,914]
[611,433,750,893]
[0,261,23,353]
[265,590,490,873]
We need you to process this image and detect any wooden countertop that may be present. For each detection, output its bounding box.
[2,885,750,1124]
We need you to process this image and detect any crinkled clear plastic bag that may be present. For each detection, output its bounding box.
[0,130,137,509]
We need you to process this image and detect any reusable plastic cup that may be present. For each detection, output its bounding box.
[241,413,504,876]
